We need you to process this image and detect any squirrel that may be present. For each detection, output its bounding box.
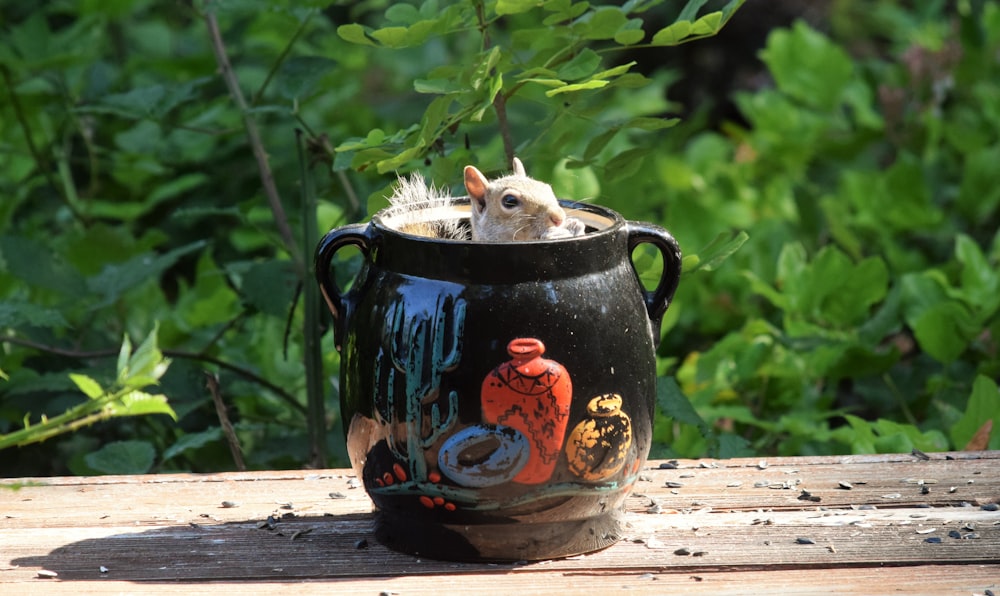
[386,157,586,242]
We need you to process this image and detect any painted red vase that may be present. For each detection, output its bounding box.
[481,338,572,485]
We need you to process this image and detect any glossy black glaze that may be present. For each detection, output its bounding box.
[315,200,681,562]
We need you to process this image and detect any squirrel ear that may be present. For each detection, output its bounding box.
[512,156,526,177]
[463,165,489,211]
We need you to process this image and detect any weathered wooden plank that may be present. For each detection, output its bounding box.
[2,453,998,591]
[3,565,999,596]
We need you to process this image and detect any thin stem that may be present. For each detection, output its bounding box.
[203,7,304,274]
[1,336,307,416]
[474,0,514,162]
[1,64,86,223]
[298,128,327,469]
[251,14,313,107]
[205,372,247,470]
[0,387,129,449]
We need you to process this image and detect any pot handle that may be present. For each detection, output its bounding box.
[625,221,682,338]
[314,222,373,350]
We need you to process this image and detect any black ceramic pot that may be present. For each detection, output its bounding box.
[315,201,681,562]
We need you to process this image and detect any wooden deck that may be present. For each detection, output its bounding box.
[3,452,998,594]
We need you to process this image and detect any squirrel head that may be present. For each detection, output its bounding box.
[464,157,572,242]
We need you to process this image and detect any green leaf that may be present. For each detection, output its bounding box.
[162,427,224,462]
[624,116,681,131]
[370,26,409,47]
[683,231,749,273]
[385,3,420,23]
[0,301,69,328]
[551,159,600,199]
[337,23,376,46]
[678,0,709,22]
[84,440,156,475]
[651,20,692,46]
[84,78,210,119]
[950,376,1000,450]
[613,17,645,45]
[582,7,628,40]
[656,377,709,433]
[583,127,621,161]
[276,56,336,100]
[115,391,177,420]
[759,22,853,111]
[691,11,723,35]
[117,333,132,381]
[69,374,104,400]
[496,0,540,16]
[910,301,977,363]
[954,234,999,314]
[557,49,601,81]
[591,61,636,80]
[87,241,205,307]
[123,324,168,386]
[545,79,609,96]
[0,235,88,296]
[237,260,300,317]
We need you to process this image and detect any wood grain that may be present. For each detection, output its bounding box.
[3,452,998,594]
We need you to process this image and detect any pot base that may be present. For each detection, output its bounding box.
[373,508,624,562]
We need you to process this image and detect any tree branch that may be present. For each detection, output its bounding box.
[2,336,308,416]
[203,8,303,273]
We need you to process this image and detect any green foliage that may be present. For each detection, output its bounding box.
[1,0,997,477]
[652,2,1000,457]
[0,328,175,452]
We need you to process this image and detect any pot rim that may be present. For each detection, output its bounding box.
[372,197,624,245]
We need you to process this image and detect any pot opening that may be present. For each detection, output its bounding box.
[378,201,616,242]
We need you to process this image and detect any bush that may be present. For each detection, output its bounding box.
[1,0,997,475]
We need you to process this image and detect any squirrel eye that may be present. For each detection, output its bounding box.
[501,194,520,209]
